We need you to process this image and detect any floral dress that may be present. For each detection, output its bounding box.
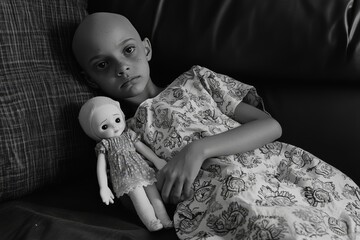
[128,65,360,240]
[95,128,156,197]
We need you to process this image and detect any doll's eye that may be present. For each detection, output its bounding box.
[115,118,121,123]
[101,124,108,130]
[96,61,109,70]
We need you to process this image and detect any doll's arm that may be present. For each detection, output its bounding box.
[134,141,167,170]
[97,153,115,205]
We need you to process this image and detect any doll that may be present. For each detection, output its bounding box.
[78,96,173,231]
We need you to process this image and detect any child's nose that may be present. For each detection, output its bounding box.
[116,63,130,78]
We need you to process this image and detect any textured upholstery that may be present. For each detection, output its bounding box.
[0,0,96,201]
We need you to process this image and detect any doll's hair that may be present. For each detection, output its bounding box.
[78,96,123,141]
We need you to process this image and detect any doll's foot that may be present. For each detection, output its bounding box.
[147,219,163,232]
[162,220,174,229]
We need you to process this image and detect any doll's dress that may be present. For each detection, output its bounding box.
[95,128,156,197]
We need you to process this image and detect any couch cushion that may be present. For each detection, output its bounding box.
[0,0,95,201]
[88,0,360,84]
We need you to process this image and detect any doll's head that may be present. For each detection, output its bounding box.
[79,96,126,142]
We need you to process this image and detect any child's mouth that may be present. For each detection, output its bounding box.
[121,76,140,88]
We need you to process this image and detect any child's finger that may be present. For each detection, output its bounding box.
[156,171,165,191]
[161,175,175,203]
[170,179,184,204]
[182,180,193,200]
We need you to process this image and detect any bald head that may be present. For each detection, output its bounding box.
[71,12,154,103]
[72,12,142,70]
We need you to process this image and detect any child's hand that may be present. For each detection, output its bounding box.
[156,143,204,204]
[100,187,115,205]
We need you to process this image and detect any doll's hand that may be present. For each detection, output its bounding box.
[153,157,167,170]
[100,187,115,205]
[156,143,203,204]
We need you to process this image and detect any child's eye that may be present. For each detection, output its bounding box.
[115,118,121,123]
[96,61,109,70]
[124,46,135,55]
[101,124,108,130]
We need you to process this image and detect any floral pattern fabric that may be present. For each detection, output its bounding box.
[128,66,360,239]
[95,128,156,197]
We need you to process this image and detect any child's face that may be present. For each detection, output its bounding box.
[73,13,152,101]
[91,104,126,140]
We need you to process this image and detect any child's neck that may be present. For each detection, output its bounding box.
[123,83,164,116]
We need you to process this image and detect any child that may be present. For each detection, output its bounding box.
[73,12,360,240]
[78,96,173,231]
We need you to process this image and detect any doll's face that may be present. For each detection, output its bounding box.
[91,104,126,139]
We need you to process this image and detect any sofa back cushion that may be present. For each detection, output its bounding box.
[0,0,95,201]
[88,0,360,84]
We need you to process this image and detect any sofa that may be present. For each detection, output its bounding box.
[1,0,359,239]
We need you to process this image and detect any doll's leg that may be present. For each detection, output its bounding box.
[144,184,173,228]
[128,186,163,231]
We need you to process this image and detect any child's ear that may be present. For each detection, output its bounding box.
[81,71,99,89]
[143,38,152,61]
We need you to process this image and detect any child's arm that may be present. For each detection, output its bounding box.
[156,102,282,204]
[97,153,115,205]
[198,101,282,158]
[134,141,167,170]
